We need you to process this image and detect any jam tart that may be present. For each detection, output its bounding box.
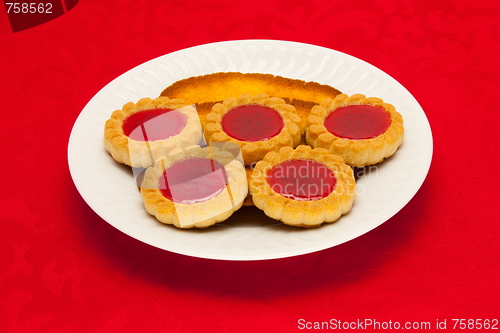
[249,145,356,228]
[140,145,247,229]
[204,94,303,166]
[104,97,203,168]
[306,94,404,167]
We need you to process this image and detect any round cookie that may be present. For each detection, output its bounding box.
[140,145,247,229]
[204,94,303,165]
[306,94,404,167]
[249,145,356,227]
[104,97,202,168]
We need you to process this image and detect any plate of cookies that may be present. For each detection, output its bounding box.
[68,40,433,260]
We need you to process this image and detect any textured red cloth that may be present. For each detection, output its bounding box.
[1,0,499,332]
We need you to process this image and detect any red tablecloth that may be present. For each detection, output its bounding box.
[1,0,499,332]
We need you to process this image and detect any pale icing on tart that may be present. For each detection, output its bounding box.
[306,94,404,167]
[249,145,356,227]
[204,94,303,166]
[104,97,202,168]
[140,145,247,229]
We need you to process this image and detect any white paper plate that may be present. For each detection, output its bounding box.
[68,40,433,261]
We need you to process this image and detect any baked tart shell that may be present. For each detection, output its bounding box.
[204,94,303,166]
[104,97,203,168]
[249,145,356,227]
[306,94,404,167]
[140,145,248,229]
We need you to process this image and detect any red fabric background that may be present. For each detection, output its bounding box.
[1,0,499,332]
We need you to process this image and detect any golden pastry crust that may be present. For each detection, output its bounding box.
[306,94,404,167]
[249,145,356,228]
[104,97,203,168]
[160,72,342,123]
[204,94,303,166]
[140,145,248,229]
[242,167,255,206]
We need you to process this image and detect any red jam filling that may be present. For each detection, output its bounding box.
[267,159,336,201]
[221,105,284,142]
[158,158,227,204]
[122,108,187,142]
[324,105,391,140]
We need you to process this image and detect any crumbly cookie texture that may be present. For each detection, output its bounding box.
[249,145,356,228]
[104,97,202,168]
[204,94,303,166]
[160,72,342,123]
[140,145,248,229]
[306,94,404,167]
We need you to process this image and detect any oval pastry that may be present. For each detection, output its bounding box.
[249,145,356,227]
[104,97,203,168]
[159,72,342,124]
[140,145,247,229]
[306,94,404,167]
[204,94,303,166]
